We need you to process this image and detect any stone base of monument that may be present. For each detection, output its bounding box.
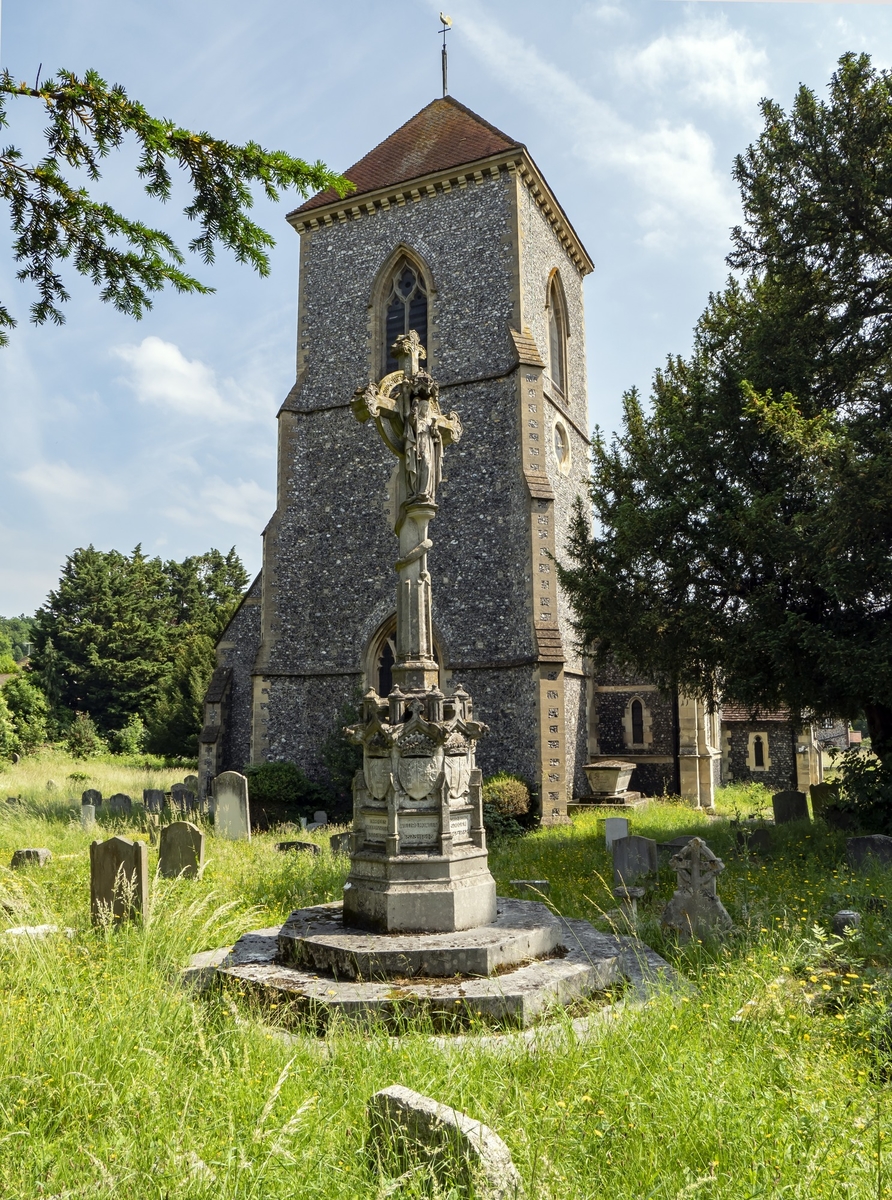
[569,793,648,812]
[190,898,658,1028]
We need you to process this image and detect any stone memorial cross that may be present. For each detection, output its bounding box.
[661,837,732,940]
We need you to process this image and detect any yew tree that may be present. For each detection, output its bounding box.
[0,69,348,340]
[559,54,892,762]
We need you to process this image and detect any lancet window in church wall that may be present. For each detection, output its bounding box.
[384,259,428,373]
[547,274,568,398]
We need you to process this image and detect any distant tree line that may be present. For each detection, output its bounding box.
[0,545,247,761]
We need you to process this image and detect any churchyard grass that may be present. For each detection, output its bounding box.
[1,755,891,1197]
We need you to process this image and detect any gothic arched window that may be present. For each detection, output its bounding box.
[547,275,567,397]
[384,259,428,373]
[631,699,645,745]
[753,735,765,768]
[366,614,443,697]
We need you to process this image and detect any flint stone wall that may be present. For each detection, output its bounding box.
[216,572,262,770]
[723,722,797,793]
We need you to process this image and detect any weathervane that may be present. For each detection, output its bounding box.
[440,13,452,98]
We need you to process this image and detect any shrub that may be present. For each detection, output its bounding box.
[65,711,105,759]
[825,747,892,834]
[0,691,19,760]
[319,696,363,806]
[482,772,530,817]
[242,760,330,825]
[110,713,148,755]
[2,674,48,753]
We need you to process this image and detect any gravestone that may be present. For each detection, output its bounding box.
[46,780,58,792]
[657,835,695,862]
[108,793,133,816]
[772,790,809,824]
[10,848,51,868]
[735,827,773,855]
[661,837,732,940]
[510,879,551,898]
[143,789,164,813]
[313,810,328,825]
[604,817,629,849]
[89,836,148,924]
[213,772,251,841]
[82,789,101,808]
[80,804,95,829]
[847,835,892,873]
[329,832,352,855]
[276,840,320,855]
[183,775,199,792]
[367,1084,524,1200]
[158,821,204,879]
[170,784,189,813]
[810,782,838,817]
[612,835,657,889]
[833,909,861,935]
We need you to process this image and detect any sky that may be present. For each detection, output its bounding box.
[1,0,891,616]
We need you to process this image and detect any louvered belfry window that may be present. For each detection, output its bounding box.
[385,260,428,373]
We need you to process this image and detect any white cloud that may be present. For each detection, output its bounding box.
[455,5,740,253]
[15,461,126,512]
[164,477,274,532]
[112,336,270,422]
[619,20,768,119]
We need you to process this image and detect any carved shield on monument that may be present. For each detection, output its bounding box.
[444,752,471,801]
[397,747,444,801]
[363,755,393,801]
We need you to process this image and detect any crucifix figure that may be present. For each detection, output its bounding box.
[352,331,463,692]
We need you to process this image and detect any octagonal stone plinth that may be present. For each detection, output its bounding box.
[278,898,562,980]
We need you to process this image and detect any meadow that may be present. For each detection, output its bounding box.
[1,751,891,1198]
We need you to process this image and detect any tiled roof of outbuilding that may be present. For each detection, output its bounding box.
[722,704,790,722]
[292,97,522,215]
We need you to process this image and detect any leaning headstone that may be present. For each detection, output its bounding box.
[510,879,550,898]
[329,832,352,855]
[612,835,657,889]
[772,790,809,824]
[275,840,320,855]
[82,789,101,808]
[108,793,133,817]
[159,821,205,879]
[213,772,251,841]
[80,804,96,829]
[89,836,148,924]
[661,837,732,940]
[367,1084,524,1200]
[143,789,164,813]
[810,782,838,817]
[10,848,52,869]
[604,817,629,849]
[847,835,892,873]
[833,909,861,935]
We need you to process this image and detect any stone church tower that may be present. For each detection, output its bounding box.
[200,97,719,819]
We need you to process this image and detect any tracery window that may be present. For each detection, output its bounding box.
[547,275,567,396]
[384,259,428,373]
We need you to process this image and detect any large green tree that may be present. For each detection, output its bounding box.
[30,544,248,743]
[0,68,348,341]
[559,53,892,762]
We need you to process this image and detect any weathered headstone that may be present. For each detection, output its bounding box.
[159,821,205,879]
[809,782,838,817]
[275,840,320,855]
[183,775,199,792]
[89,836,148,924]
[143,789,164,813]
[108,793,133,816]
[847,835,892,873]
[213,771,250,841]
[604,817,629,848]
[367,1084,524,1200]
[510,879,550,898]
[772,790,809,824]
[10,848,51,868]
[657,835,695,862]
[82,789,101,808]
[612,835,657,889]
[313,810,328,825]
[735,827,773,856]
[329,832,352,855]
[45,780,58,792]
[80,804,96,829]
[833,909,861,935]
[661,837,732,940]
[170,784,189,813]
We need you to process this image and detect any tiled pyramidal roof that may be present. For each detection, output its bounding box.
[293,97,523,215]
